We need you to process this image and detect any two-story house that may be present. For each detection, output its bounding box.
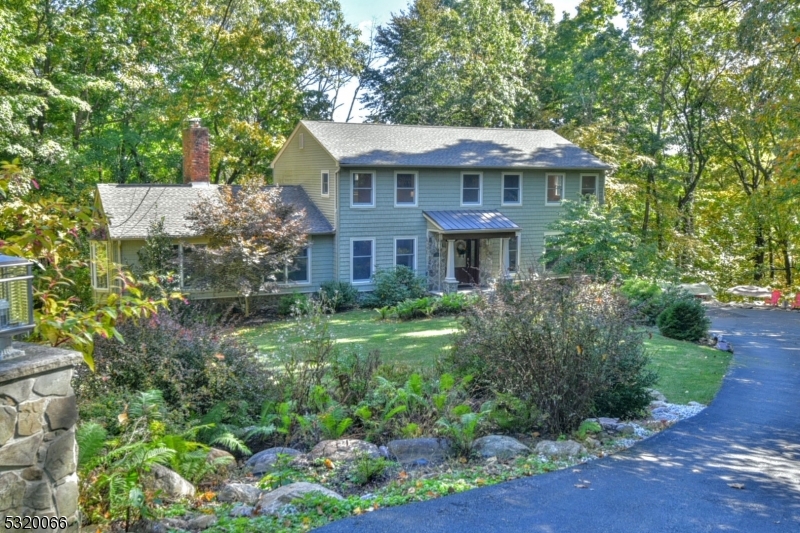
[91,120,609,298]
[272,121,609,293]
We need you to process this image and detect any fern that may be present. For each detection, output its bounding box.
[77,422,107,471]
[211,431,251,456]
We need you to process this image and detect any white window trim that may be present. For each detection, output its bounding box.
[350,238,375,284]
[546,174,565,206]
[350,170,376,208]
[461,172,483,206]
[506,233,521,274]
[580,173,598,197]
[321,170,330,197]
[501,172,523,206]
[278,244,312,286]
[90,241,111,292]
[394,236,417,272]
[299,133,304,149]
[394,171,418,207]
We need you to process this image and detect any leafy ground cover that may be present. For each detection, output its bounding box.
[238,309,459,367]
[239,310,731,404]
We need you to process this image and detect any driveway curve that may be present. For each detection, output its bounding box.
[316,308,800,532]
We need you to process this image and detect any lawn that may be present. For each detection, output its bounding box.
[239,309,460,367]
[239,310,732,404]
[644,331,732,405]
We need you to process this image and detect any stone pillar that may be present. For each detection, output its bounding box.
[444,239,458,293]
[0,342,83,532]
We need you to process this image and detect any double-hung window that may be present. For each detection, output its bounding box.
[90,241,110,290]
[502,173,522,205]
[321,171,330,197]
[276,246,310,284]
[352,172,374,207]
[395,172,417,206]
[395,238,416,270]
[581,174,598,197]
[351,239,374,283]
[546,174,564,205]
[462,173,482,205]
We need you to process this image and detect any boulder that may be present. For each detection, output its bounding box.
[229,505,254,518]
[387,438,451,465]
[187,514,218,531]
[144,464,195,501]
[245,447,301,475]
[472,435,531,459]
[217,483,263,505]
[534,440,586,458]
[647,389,667,402]
[254,482,343,516]
[308,439,380,462]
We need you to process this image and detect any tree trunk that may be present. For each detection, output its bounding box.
[753,225,765,281]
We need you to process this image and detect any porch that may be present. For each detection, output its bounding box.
[423,210,520,293]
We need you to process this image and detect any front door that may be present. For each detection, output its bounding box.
[455,239,480,286]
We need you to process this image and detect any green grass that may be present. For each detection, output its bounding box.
[238,309,460,367]
[238,310,732,404]
[644,330,732,404]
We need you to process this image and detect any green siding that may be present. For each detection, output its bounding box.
[272,123,338,228]
[337,167,604,286]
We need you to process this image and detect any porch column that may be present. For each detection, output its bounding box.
[500,238,509,279]
[445,239,457,284]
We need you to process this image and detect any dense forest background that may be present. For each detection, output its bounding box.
[1,0,799,291]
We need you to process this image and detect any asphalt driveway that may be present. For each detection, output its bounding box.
[316,308,800,532]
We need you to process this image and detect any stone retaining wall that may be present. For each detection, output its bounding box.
[0,342,83,531]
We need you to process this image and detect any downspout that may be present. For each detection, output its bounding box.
[334,168,340,281]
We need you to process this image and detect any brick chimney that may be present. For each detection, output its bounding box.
[182,118,209,184]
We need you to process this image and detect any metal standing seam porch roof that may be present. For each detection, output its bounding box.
[423,210,520,234]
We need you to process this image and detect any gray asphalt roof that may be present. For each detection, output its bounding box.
[301,121,610,170]
[96,184,334,240]
[423,210,520,232]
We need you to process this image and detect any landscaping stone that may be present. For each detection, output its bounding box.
[187,514,218,530]
[144,464,195,501]
[229,505,255,518]
[0,433,43,467]
[149,518,189,533]
[648,388,667,402]
[0,405,15,445]
[245,447,301,474]
[45,396,78,430]
[308,439,380,461]
[534,440,586,457]
[255,482,343,516]
[473,435,531,459]
[387,438,451,465]
[217,483,263,505]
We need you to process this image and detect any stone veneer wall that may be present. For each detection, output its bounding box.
[0,342,84,531]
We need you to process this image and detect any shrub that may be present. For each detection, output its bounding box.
[395,297,437,320]
[278,292,310,316]
[319,281,359,311]
[436,292,476,315]
[447,279,655,434]
[621,278,696,326]
[363,266,427,307]
[76,311,279,421]
[330,349,382,405]
[656,298,710,342]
